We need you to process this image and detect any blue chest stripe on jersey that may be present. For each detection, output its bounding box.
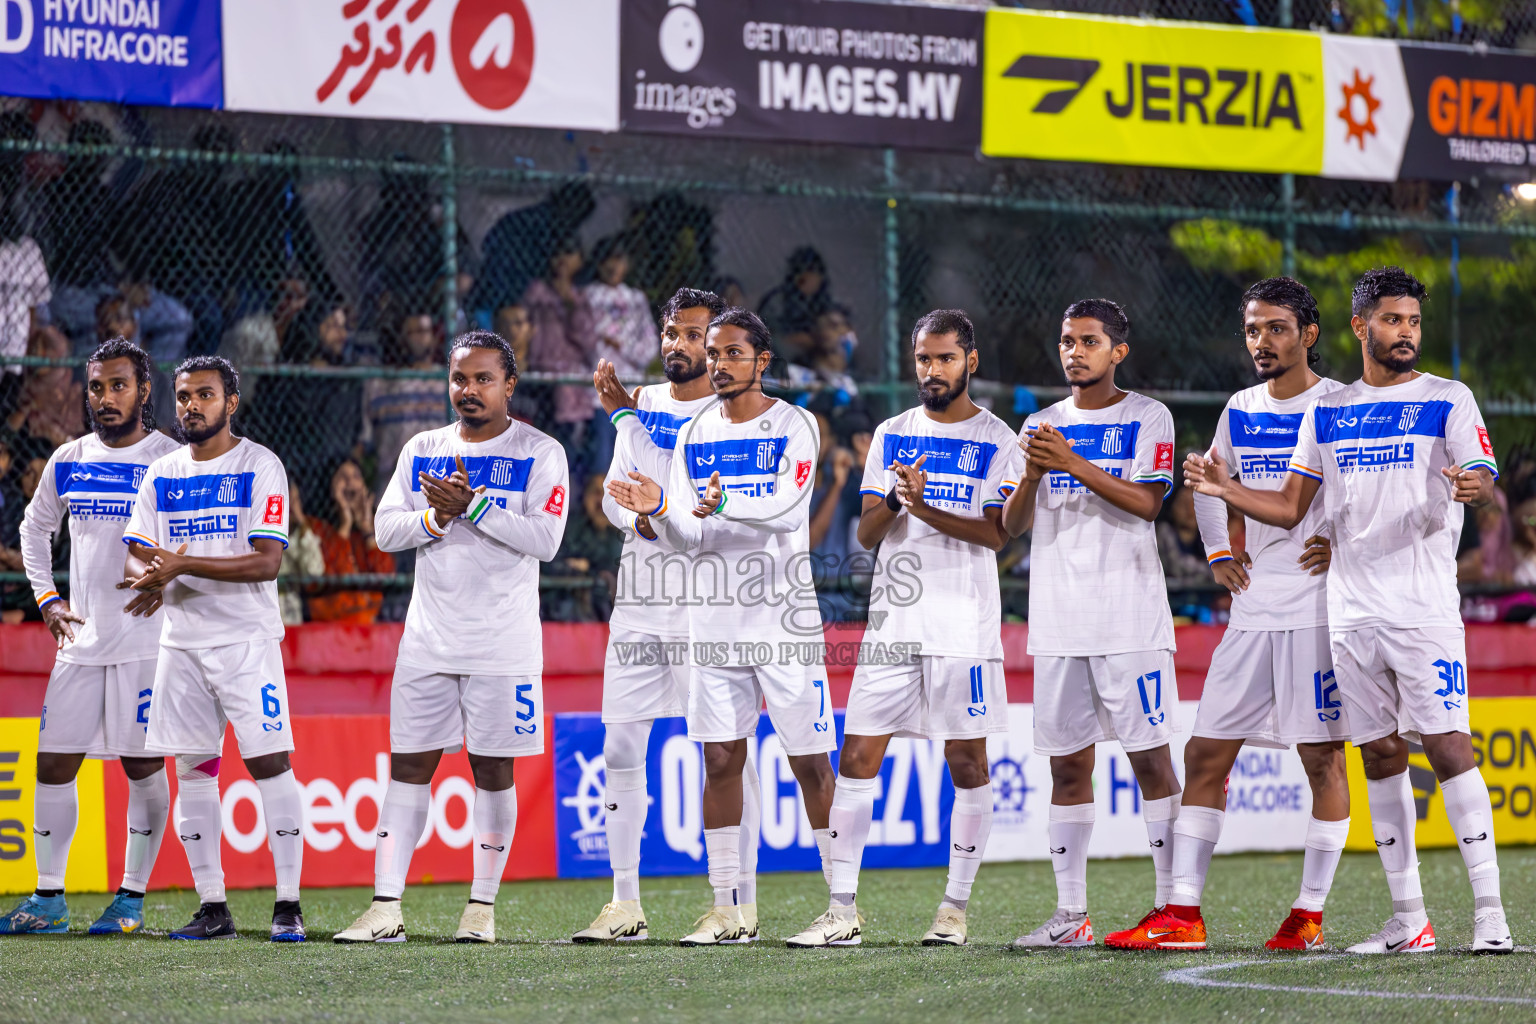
[1314,400,1452,443]
[1055,421,1142,461]
[881,434,998,480]
[1227,410,1301,450]
[156,472,255,512]
[55,460,149,496]
[411,455,533,493]
[636,409,692,452]
[685,437,788,480]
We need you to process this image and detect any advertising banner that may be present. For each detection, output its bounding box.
[221,0,618,131]
[620,0,983,151]
[0,717,106,894]
[1397,43,1536,181]
[1320,36,1413,181]
[0,0,221,108]
[982,10,1326,175]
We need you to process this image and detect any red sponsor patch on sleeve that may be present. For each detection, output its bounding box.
[795,459,812,489]
[543,484,566,516]
[1477,425,1494,456]
[1155,442,1174,472]
[263,494,284,524]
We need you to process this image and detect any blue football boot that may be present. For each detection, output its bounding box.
[0,893,69,934]
[88,892,146,935]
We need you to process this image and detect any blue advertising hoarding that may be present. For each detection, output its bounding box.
[0,0,221,108]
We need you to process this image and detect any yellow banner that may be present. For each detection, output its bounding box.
[982,10,1325,174]
[1343,697,1536,851]
[0,718,108,895]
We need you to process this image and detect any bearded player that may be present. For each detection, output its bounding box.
[787,310,1021,948]
[608,308,836,946]
[0,339,178,936]
[122,356,304,941]
[1186,267,1511,955]
[1108,278,1351,951]
[1003,300,1183,949]
[335,331,568,945]
[573,288,766,944]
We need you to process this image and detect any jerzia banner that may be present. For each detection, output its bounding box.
[620,0,984,151]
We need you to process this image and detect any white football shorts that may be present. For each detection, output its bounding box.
[687,661,836,756]
[37,658,159,759]
[1193,626,1350,748]
[845,655,1008,741]
[1032,650,1179,755]
[602,627,689,724]
[390,665,545,758]
[1329,625,1471,745]
[145,639,293,758]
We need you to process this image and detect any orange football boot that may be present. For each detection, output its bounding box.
[1266,908,1325,951]
[1104,907,1207,950]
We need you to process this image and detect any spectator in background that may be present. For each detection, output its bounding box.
[358,157,472,334]
[276,476,324,626]
[3,325,83,448]
[1514,496,1536,587]
[0,444,59,623]
[1458,488,1513,584]
[93,283,193,426]
[225,140,339,312]
[758,246,833,366]
[0,112,50,414]
[473,180,595,314]
[307,458,395,625]
[713,275,748,311]
[361,308,445,489]
[37,120,124,350]
[810,405,874,622]
[785,303,860,400]
[494,301,541,424]
[524,236,607,481]
[1158,483,1222,623]
[585,233,656,378]
[271,274,311,356]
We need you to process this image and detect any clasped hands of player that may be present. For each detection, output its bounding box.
[417,454,487,528]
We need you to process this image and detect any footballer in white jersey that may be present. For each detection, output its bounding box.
[574,289,770,946]
[1186,267,1511,955]
[1123,278,1352,953]
[120,355,306,942]
[609,308,836,946]
[1001,299,1183,951]
[0,340,177,938]
[336,331,567,948]
[788,310,1022,950]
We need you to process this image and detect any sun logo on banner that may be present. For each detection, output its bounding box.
[1337,68,1381,150]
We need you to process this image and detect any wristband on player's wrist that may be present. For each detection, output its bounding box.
[647,491,666,518]
[885,490,901,512]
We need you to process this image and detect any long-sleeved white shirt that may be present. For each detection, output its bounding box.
[646,397,822,667]
[377,420,569,674]
[21,430,179,664]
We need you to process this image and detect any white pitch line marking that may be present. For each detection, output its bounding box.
[1164,955,1536,1006]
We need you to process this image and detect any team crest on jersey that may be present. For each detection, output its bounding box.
[544,484,566,516]
[1101,426,1125,455]
[957,443,982,473]
[217,475,239,504]
[263,494,283,524]
[755,441,778,472]
[131,466,146,489]
[1397,404,1424,431]
[795,459,812,489]
[1155,442,1174,471]
[1477,425,1494,456]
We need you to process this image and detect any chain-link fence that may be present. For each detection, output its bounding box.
[2,88,1535,626]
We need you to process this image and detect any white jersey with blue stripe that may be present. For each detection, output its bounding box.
[376,420,569,674]
[1023,391,1176,657]
[859,405,1022,660]
[1289,372,1496,631]
[123,437,290,650]
[605,385,715,637]
[19,430,179,665]
[648,397,821,666]
[1194,377,1345,631]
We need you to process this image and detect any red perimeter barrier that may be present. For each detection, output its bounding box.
[3,621,1534,716]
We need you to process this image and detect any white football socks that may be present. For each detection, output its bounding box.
[1048,802,1094,913]
[829,774,878,900]
[1295,816,1349,912]
[32,781,77,891]
[943,783,993,910]
[1366,771,1424,921]
[1440,767,1502,909]
[605,764,647,904]
[704,826,741,908]
[1143,793,1181,907]
[256,770,305,902]
[121,770,171,894]
[739,756,761,906]
[175,774,226,903]
[1167,804,1223,908]
[470,786,518,904]
[374,780,431,900]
